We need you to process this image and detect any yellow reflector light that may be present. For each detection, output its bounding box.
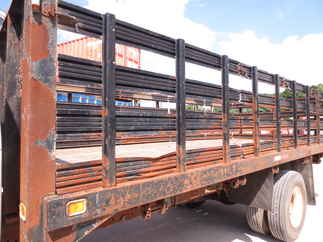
[66,199,87,217]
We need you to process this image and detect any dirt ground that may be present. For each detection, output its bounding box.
[83,163,323,242]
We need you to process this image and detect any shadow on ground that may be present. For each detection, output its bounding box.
[83,201,276,242]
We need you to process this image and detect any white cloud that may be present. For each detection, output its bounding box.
[86,0,216,50]
[61,0,323,87]
[218,30,323,86]
[85,0,218,80]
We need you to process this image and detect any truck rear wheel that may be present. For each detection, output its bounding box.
[268,171,307,242]
[246,207,270,235]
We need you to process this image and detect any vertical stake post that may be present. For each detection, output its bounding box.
[222,55,230,162]
[102,13,116,187]
[315,91,321,144]
[292,81,298,147]
[252,66,260,155]
[274,74,281,151]
[306,86,311,145]
[176,39,186,172]
[19,0,58,240]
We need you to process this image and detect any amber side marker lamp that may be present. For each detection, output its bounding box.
[66,199,87,217]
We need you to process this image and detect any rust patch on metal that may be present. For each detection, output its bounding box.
[41,2,57,17]
[30,22,50,62]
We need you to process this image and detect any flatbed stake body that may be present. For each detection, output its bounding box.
[0,0,321,241]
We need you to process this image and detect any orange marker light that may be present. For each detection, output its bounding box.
[66,199,87,217]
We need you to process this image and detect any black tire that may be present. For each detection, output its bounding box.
[183,200,206,209]
[246,207,270,235]
[268,171,307,242]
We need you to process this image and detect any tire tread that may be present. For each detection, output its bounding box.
[268,171,306,242]
[246,207,270,235]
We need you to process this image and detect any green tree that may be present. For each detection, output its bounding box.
[280,89,293,98]
[280,89,305,98]
[312,84,323,93]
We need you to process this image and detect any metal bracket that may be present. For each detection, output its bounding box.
[160,197,174,215]
[230,177,247,189]
[41,0,57,17]
[56,9,78,27]
[313,155,322,164]
[272,166,280,174]
[142,206,152,220]
[236,63,248,78]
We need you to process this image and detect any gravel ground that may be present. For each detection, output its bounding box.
[83,164,323,242]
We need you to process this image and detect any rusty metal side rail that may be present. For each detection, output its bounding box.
[1,0,323,241]
[56,55,309,148]
[54,0,323,194]
[45,143,323,232]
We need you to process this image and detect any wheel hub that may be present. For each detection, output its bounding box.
[288,186,304,229]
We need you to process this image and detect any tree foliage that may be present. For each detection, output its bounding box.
[280,88,305,98]
[311,84,323,93]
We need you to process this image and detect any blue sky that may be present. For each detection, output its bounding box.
[1,0,322,42]
[186,0,323,42]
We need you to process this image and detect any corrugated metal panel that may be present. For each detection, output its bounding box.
[57,37,141,69]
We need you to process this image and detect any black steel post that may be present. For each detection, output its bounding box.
[306,86,310,145]
[252,66,260,155]
[292,81,298,147]
[176,39,186,172]
[222,55,230,162]
[274,74,281,151]
[102,13,116,186]
[239,107,243,136]
[315,91,321,144]
[67,92,72,103]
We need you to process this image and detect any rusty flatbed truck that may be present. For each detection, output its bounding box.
[0,0,322,241]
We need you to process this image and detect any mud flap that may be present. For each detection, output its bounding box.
[226,169,273,210]
[295,158,316,206]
